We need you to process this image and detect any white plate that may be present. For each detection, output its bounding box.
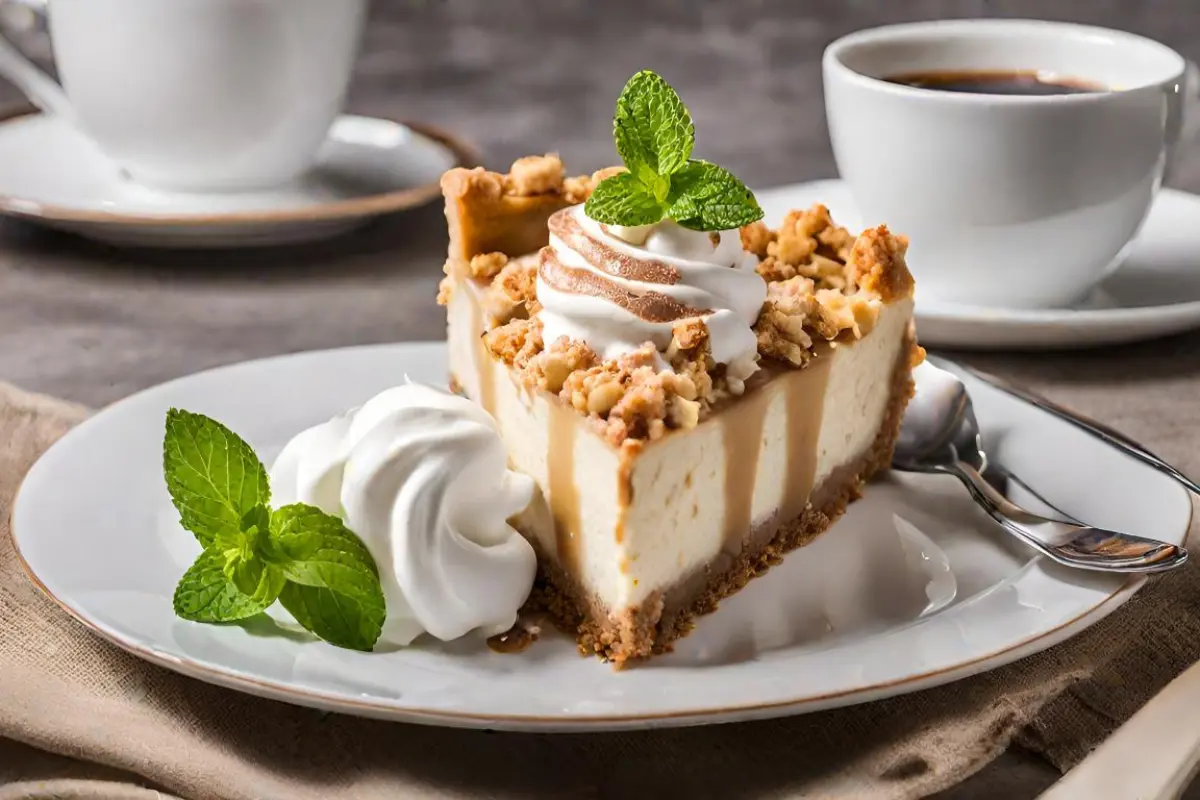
[759,180,1200,350]
[10,343,1191,731]
[0,110,474,248]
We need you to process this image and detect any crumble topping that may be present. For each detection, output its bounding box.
[505,154,567,196]
[443,155,597,204]
[752,224,909,368]
[443,155,916,444]
[484,253,540,323]
[484,315,545,375]
[754,205,856,290]
[468,251,509,281]
[486,318,708,445]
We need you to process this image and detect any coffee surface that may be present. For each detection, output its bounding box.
[886,69,1105,95]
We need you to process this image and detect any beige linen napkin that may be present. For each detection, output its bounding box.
[2,380,1198,800]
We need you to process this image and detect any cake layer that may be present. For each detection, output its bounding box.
[446,274,915,621]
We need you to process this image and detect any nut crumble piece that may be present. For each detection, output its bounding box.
[436,274,455,306]
[755,278,819,367]
[740,221,774,258]
[485,254,541,323]
[664,319,715,404]
[468,251,509,281]
[534,337,600,394]
[847,224,914,302]
[505,154,565,196]
[485,317,545,374]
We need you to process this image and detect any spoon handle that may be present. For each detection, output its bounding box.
[947,461,1186,573]
[951,361,1200,497]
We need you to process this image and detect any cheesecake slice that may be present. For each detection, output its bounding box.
[438,155,921,666]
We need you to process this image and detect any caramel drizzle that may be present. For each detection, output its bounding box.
[721,387,770,553]
[719,354,833,550]
[547,401,582,576]
[779,353,833,521]
[548,208,680,285]
[539,249,711,323]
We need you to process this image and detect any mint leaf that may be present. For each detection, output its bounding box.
[584,172,666,227]
[614,70,694,178]
[270,504,378,573]
[666,160,764,231]
[173,549,272,623]
[278,583,383,652]
[163,409,270,547]
[270,504,385,651]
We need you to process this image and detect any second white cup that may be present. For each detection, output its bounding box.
[824,20,1198,310]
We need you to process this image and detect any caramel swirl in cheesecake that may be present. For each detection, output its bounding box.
[538,248,712,324]
[534,205,766,378]
[547,208,681,285]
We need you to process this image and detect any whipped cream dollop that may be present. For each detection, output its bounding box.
[536,205,767,387]
[269,383,536,646]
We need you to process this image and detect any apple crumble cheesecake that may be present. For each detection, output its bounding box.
[437,72,921,666]
[438,158,920,666]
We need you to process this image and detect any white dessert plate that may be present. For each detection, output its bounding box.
[10,342,1190,731]
[758,180,1200,350]
[0,108,474,248]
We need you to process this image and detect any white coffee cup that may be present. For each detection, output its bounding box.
[0,0,367,192]
[824,20,1199,309]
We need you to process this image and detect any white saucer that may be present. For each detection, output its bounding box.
[758,180,1200,350]
[0,109,474,248]
[10,342,1190,731]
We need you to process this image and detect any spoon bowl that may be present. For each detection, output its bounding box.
[892,361,1187,574]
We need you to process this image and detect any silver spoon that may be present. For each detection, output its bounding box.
[892,362,1187,574]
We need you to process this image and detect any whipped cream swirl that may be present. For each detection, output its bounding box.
[270,383,536,646]
[536,205,766,385]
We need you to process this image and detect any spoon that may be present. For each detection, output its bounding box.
[892,361,1187,574]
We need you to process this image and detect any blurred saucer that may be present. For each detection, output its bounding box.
[0,108,475,248]
[758,179,1200,350]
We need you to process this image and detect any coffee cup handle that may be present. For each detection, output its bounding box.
[0,0,73,120]
[1182,60,1200,145]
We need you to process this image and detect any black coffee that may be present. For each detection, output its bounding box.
[886,69,1105,96]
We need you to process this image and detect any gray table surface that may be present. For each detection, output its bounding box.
[4,1,1200,797]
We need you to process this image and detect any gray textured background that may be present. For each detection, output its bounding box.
[3,1,1200,797]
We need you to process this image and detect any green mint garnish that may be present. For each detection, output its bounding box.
[585,70,763,232]
[163,408,270,547]
[163,410,386,651]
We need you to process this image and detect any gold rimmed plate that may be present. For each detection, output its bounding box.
[0,107,476,248]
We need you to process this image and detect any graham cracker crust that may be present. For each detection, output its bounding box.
[524,331,920,668]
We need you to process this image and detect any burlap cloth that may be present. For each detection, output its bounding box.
[1,379,1198,800]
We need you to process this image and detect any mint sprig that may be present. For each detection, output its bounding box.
[163,410,386,651]
[585,70,763,232]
